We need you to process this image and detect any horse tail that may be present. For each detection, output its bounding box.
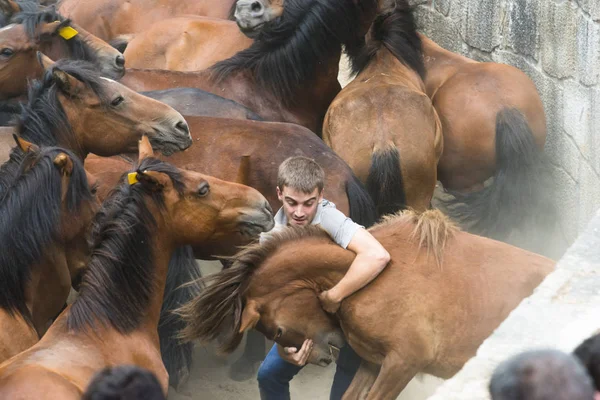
[158,245,202,390]
[443,107,555,238]
[109,34,135,53]
[366,146,407,218]
[346,173,378,228]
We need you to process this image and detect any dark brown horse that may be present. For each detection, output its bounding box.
[324,1,442,216]
[120,0,378,134]
[0,140,98,362]
[58,0,237,41]
[0,139,273,399]
[85,116,378,258]
[123,16,252,71]
[178,209,555,399]
[421,34,551,238]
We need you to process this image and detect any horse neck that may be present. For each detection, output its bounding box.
[360,46,425,92]
[419,34,473,97]
[141,236,174,333]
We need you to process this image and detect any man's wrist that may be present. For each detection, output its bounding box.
[327,287,344,303]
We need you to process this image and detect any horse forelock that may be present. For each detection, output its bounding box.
[177,225,331,352]
[67,157,185,334]
[376,209,457,267]
[0,146,91,325]
[212,0,363,103]
[348,0,425,79]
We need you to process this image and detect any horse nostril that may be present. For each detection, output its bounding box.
[115,54,125,68]
[250,1,263,13]
[176,120,189,134]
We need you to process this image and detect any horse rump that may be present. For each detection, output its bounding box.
[441,107,555,240]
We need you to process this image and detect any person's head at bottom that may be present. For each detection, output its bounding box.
[82,365,166,400]
[276,156,324,226]
[489,349,596,400]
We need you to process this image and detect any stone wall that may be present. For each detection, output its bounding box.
[427,207,600,399]
[413,0,600,253]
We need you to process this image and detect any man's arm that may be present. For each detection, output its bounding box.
[319,228,390,313]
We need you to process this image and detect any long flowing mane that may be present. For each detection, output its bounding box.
[67,157,185,333]
[347,0,425,78]
[178,225,331,353]
[211,0,364,103]
[0,146,91,325]
[11,6,98,63]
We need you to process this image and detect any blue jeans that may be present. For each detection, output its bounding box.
[257,342,362,400]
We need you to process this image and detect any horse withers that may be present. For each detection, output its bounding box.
[178,209,555,399]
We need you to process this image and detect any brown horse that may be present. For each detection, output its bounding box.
[324,1,442,216]
[119,0,379,134]
[0,140,98,362]
[178,209,555,399]
[0,138,273,398]
[421,34,550,238]
[123,16,252,71]
[85,116,378,258]
[0,5,124,101]
[58,0,237,41]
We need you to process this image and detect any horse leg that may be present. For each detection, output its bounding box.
[342,361,379,400]
[363,354,420,400]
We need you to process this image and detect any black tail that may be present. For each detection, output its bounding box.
[441,108,555,239]
[366,147,407,218]
[158,245,202,390]
[346,173,378,228]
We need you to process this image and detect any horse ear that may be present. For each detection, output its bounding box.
[53,153,74,176]
[36,51,56,71]
[136,170,170,192]
[138,135,154,160]
[239,300,260,333]
[235,155,250,185]
[0,0,21,17]
[35,20,66,41]
[13,134,39,153]
[52,67,86,96]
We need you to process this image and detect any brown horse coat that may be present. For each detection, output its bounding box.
[179,209,555,399]
[124,17,252,71]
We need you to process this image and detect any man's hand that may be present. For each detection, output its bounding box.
[277,340,313,366]
[319,290,342,313]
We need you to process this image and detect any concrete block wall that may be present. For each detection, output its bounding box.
[413,0,600,252]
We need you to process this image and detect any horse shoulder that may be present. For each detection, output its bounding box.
[0,365,81,400]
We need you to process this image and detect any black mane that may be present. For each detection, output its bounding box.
[212,0,364,103]
[11,6,98,63]
[347,0,425,79]
[67,157,186,333]
[0,0,38,27]
[0,146,91,324]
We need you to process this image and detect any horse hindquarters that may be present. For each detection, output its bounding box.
[442,107,555,239]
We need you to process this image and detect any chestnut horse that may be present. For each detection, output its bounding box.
[324,1,442,216]
[123,17,252,71]
[0,141,98,362]
[421,35,551,238]
[120,0,378,134]
[85,116,378,257]
[0,139,273,398]
[58,0,237,41]
[178,209,555,399]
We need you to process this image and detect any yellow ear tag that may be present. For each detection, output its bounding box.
[58,26,79,40]
[127,172,139,186]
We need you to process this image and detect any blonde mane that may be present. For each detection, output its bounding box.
[374,209,458,266]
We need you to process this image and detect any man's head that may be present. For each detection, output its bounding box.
[82,365,166,400]
[489,349,595,400]
[276,156,324,226]
[574,333,600,393]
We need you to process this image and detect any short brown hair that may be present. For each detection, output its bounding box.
[277,156,324,194]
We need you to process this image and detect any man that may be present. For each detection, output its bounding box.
[574,332,600,396]
[83,365,166,400]
[255,156,390,400]
[489,349,596,400]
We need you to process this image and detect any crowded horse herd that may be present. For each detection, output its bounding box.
[0,0,597,399]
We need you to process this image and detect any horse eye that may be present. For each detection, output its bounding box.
[275,328,283,339]
[0,48,13,57]
[110,95,124,107]
[197,182,210,197]
[90,183,98,195]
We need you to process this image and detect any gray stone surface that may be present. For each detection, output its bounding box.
[428,209,600,400]
[433,0,451,16]
[462,0,503,52]
[505,0,539,59]
[540,1,578,79]
[577,13,600,85]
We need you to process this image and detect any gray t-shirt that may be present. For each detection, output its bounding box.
[260,199,362,249]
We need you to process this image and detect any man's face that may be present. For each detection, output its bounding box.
[277,186,323,226]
